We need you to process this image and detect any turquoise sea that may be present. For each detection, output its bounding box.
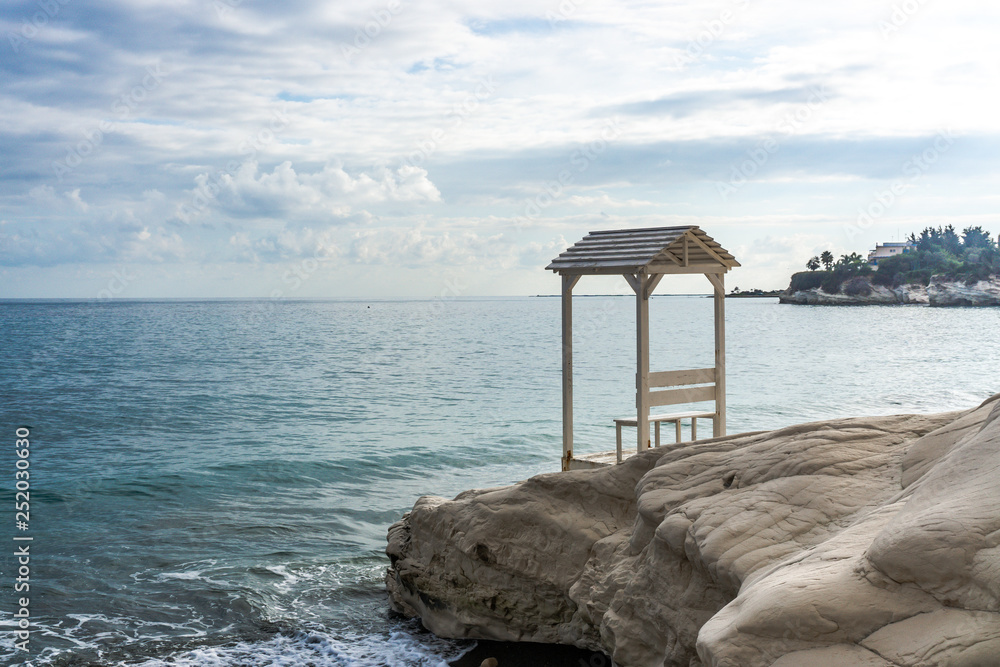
[0,297,997,665]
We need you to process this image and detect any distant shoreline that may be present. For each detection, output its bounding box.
[532,293,715,298]
[532,293,780,298]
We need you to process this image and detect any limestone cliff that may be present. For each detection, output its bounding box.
[927,277,1000,306]
[386,395,1000,666]
[779,275,1000,306]
[778,282,924,305]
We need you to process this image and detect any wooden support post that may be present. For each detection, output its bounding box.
[636,273,651,453]
[706,273,727,438]
[561,274,580,471]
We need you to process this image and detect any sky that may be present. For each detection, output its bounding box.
[1,0,999,298]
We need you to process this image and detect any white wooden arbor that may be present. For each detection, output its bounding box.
[546,226,740,471]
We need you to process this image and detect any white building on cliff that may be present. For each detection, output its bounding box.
[868,241,914,267]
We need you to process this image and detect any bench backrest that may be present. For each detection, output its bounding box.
[647,367,716,409]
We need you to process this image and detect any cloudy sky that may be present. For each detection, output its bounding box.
[1,0,998,298]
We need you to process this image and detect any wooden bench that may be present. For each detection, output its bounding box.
[613,366,721,464]
[614,411,716,463]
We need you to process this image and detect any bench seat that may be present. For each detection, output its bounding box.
[614,411,717,462]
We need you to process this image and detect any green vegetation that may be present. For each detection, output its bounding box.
[790,226,999,294]
[729,287,782,297]
[790,252,871,294]
[872,225,1000,287]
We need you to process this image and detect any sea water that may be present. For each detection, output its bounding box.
[0,297,996,665]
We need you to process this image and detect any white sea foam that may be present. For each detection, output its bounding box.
[132,559,228,586]
[2,614,468,667]
[157,570,209,581]
[264,564,301,592]
[120,628,474,667]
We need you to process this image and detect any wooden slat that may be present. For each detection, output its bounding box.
[586,226,692,236]
[566,241,663,252]
[655,248,683,266]
[549,266,646,274]
[548,256,648,265]
[644,263,728,274]
[685,233,727,265]
[649,368,716,388]
[694,238,732,256]
[575,232,688,243]
[667,244,730,261]
[689,229,737,254]
[561,246,680,259]
[690,230,740,265]
[550,267,647,275]
[586,233,690,244]
[561,246,668,257]
[648,410,716,421]
[614,410,716,426]
[683,254,719,264]
[548,261,649,270]
[648,385,716,407]
[557,250,662,260]
[573,235,686,248]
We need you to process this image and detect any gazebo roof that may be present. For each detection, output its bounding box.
[546,225,740,276]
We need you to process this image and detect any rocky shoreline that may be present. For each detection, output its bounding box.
[386,395,1000,666]
[779,276,1000,306]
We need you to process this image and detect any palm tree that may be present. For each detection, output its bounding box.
[806,256,821,271]
[839,252,866,269]
[820,250,834,271]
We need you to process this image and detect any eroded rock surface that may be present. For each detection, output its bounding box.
[927,277,1000,306]
[779,282,927,305]
[386,395,1000,666]
[779,276,1000,306]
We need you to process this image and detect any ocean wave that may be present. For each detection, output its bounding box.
[119,624,474,667]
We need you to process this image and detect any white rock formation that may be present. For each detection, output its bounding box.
[927,277,1000,306]
[894,283,930,304]
[779,282,928,305]
[780,276,1000,306]
[386,395,1000,666]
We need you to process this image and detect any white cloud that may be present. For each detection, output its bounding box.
[180,160,440,223]
[65,188,88,212]
[565,193,654,209]
[347,227,567,270]
[228,227,341,263]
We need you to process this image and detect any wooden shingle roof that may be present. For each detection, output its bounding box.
[546,226,739,276]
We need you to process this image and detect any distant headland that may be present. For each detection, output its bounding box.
[727,287,783,298]
[780,225,1000,306]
